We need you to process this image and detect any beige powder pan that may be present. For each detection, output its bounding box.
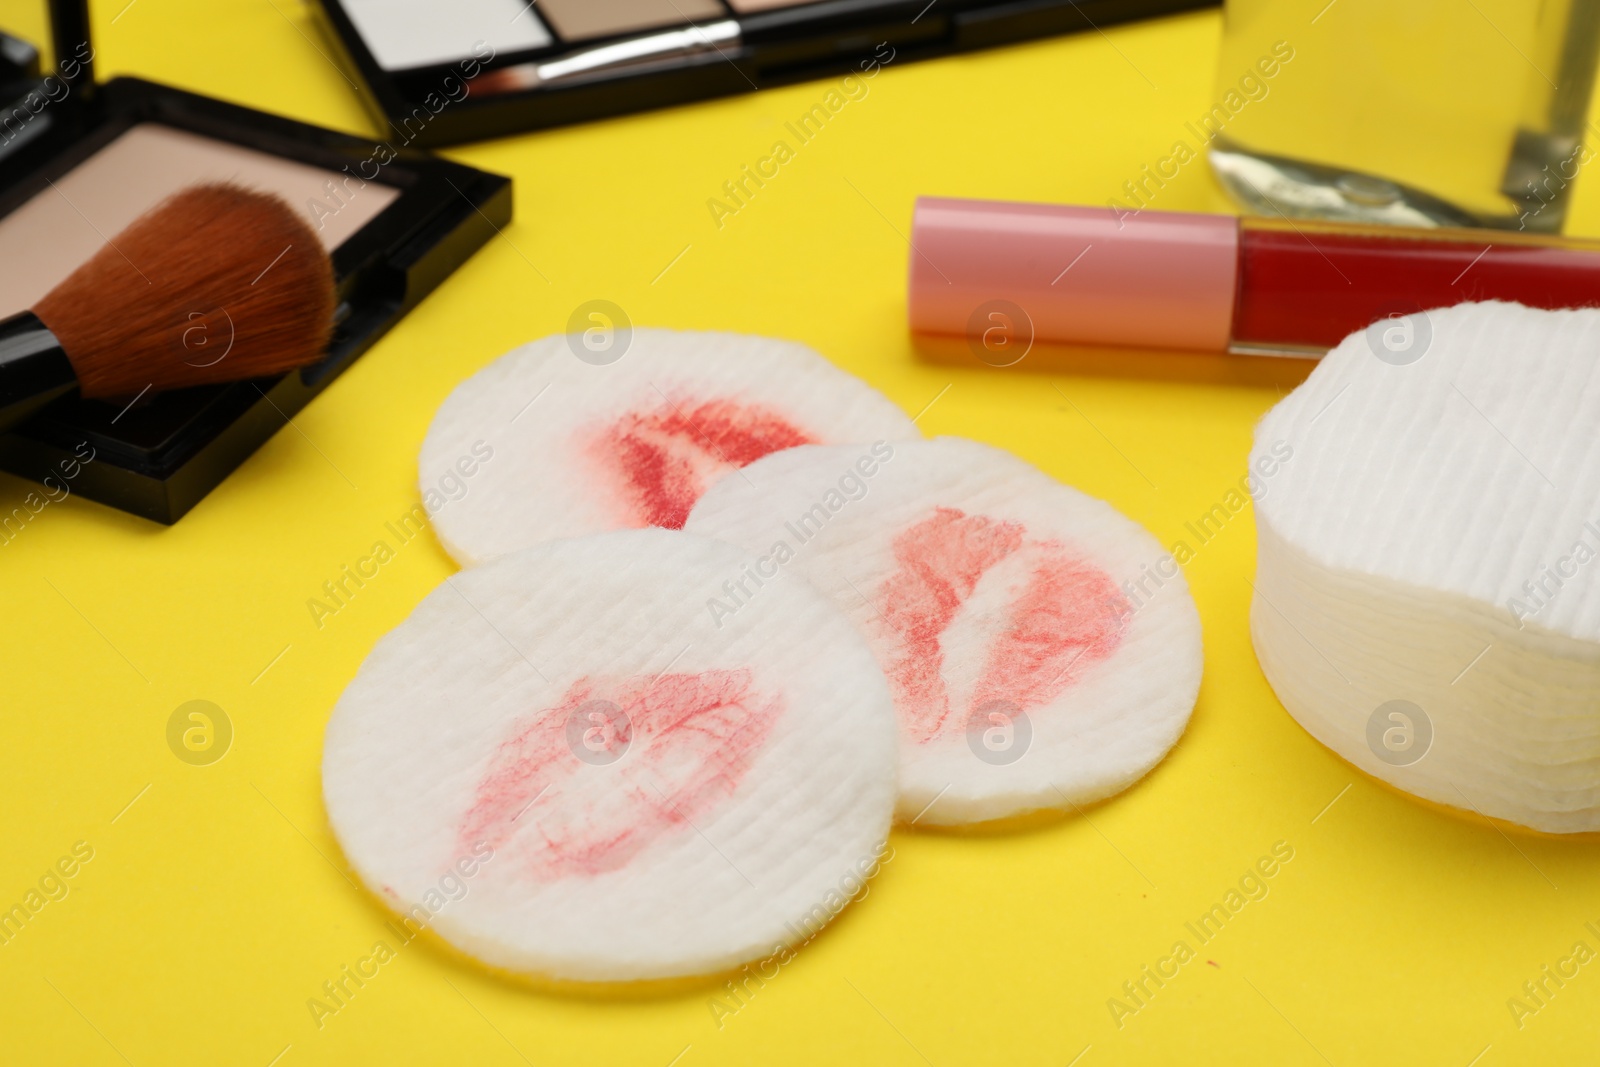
[535,0,723,42]
[0,123,398,317]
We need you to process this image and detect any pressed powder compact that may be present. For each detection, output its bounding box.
[312,0,1216,146]
[0,0,511,523]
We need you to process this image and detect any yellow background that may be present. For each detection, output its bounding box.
[4,1,1599,1064]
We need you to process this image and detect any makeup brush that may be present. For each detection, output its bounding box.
[0,182,335,431]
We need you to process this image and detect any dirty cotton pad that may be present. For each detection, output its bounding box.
[685,437,1202,825]
[1251,301,1600,833]
[419,329,921,566]
[322,528,898,982]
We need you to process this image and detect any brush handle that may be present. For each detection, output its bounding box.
[0,312,78,433]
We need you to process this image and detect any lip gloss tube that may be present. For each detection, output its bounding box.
[907,196,1600,358]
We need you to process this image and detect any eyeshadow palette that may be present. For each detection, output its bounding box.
[314,0,1217,147]
[0,0,511,523]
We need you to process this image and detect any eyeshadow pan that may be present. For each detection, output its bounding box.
[0,123,399,317]
[342,0,552,71]
[536,0,726,43]
[722,0,821,10]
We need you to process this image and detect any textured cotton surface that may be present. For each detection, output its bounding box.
[1251,301,1600,832]
[419,329,921,566]
[685,437,1202,825]
[322,529,898,981]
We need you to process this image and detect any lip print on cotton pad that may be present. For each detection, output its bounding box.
[321,528,898,982]
[457,668,783,882]
[685,436,1202,826]
[418,329,920,566]
[879,506,1130,745]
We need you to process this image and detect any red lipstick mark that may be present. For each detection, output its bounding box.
[968,546,1128,713]
[588,397,814,529]
[876,507,1128,742]
[457,669,782,881]
[879,507,1024,740]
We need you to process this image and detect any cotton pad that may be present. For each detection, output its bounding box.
[1250,301,1600,833]
[322,528,898,982]
[684,437,1202,825]
[419,329,920,566]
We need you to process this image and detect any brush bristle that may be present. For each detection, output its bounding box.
[33,182,336,399]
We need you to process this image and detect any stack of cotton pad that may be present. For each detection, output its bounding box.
[1250,301,1600,833]
[324,530,899,982]
[420,329,921,565]
[685,437,1202,825]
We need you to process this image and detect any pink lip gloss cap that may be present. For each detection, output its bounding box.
[908,197,1241,352]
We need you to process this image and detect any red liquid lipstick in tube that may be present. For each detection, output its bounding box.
[907,196,1600,361]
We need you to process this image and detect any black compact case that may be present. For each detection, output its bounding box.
[0,0,511,523]
[313,0,1216,148]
